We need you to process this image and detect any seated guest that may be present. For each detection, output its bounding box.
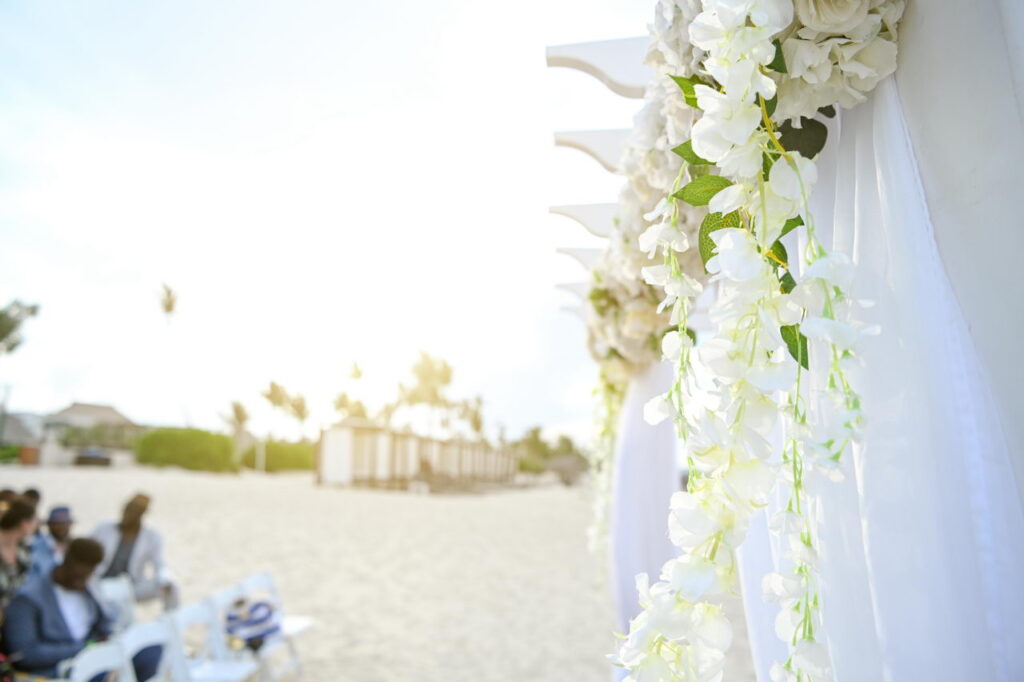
[2,539,161,680]
[92,494,179,609]
[22,488,43,540]
[29,506,74,579]
[2,539,110,676]
[0,490,16,515]
[0,499,37,610]
[21,489,41,510]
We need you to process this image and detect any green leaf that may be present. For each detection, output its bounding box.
[684,328,697,345]
[780,216,804,238]
[769,240,788,266]
[672,140,712,166]
[698,211,740,270]
[781,324,809,370]
[764,94,778,118]
[669,75,701,108]
[780,271,797,294]
[588,287,616,316]
[674,175,733,207]
[778,118,828,158]
[767,39,787,74]
[762,152,777,180]
[818,105,836,118]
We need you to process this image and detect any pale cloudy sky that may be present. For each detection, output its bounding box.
[0,0,650,442]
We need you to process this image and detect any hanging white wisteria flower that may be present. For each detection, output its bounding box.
[582,8,714,551]
[609,0,904,680]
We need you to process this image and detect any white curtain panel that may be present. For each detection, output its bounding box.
[737,76,1024,682]
[608,360,680,640]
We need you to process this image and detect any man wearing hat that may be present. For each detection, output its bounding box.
[29,505,74,579]
[91,493,179,610]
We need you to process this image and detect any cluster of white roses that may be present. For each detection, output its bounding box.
[610,0,897,680]
[775,0,904,122]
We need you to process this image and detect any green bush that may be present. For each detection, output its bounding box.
[517,453,546,474]
[0,445,19,462]
[241,440,315,472]
[135,428,238,473]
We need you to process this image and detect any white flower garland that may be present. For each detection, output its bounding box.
[610,1,903,680]
[584,37,708,551]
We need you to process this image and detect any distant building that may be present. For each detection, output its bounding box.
[0,413,43,446]
[40,403,142,466]
[1,402,142,466]
[46,402,136,430]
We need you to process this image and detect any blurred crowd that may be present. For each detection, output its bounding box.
[0,488,176,678]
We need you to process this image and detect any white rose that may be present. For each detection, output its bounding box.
[839,36,898,94]
[794,0,869,34]
[782,38,833,84]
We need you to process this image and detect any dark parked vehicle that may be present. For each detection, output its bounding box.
[74,445,111,467]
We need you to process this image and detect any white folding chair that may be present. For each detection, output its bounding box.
[222,573,310,681]
[239,573,313,639]
[98,576,136,633]
[118,621,173,682]
[167,601,257,682]
[65,640,135,682]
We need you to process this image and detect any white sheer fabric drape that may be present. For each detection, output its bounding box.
[608,361,679,647]
[737,78,1024,682]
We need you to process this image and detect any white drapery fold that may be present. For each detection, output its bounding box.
[608,360,679,640]
[738,77,1024,682]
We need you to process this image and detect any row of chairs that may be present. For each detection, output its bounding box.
[47,572,312,682]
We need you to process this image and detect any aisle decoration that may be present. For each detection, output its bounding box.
[583,49,707,551]
[610,0,903,679]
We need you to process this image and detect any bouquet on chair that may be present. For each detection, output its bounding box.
[225,597,281,653]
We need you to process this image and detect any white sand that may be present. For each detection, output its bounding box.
[2,466,755,681]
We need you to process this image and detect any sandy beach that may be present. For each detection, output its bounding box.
[1,466,754,681]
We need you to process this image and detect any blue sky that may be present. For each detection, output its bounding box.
[0,0,651,442]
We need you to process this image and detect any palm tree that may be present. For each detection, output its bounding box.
[460,395,484,440]
[0,300,38,441]
[223,401,250,463]
[399,352,454,438]
[261,382,290,438]
[289,394,309,441]
[225,401,249,433]
[334,392,367,420]
[0,301,39,356]
[157,285,188,425]
[262,382,289,409]
[159,284,176,319]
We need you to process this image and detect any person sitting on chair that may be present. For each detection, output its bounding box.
[3,538,161,680]
[29,506,74,579]
[0,499,37,611]
[91,493,179,610]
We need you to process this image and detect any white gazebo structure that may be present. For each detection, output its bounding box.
[547,6,1024,682]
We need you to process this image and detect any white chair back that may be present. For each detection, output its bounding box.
[67,640,135,682]
[98,576,136,632]
[119,620,173,681]
[169,600,224,661]
[238,573,275,597]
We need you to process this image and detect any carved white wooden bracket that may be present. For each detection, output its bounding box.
[553,129,630,173]
[556,247,603,270]
[545,37,650,99]
[557,282,590,299]
[549,203,618,238]
[560,304,586,320]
